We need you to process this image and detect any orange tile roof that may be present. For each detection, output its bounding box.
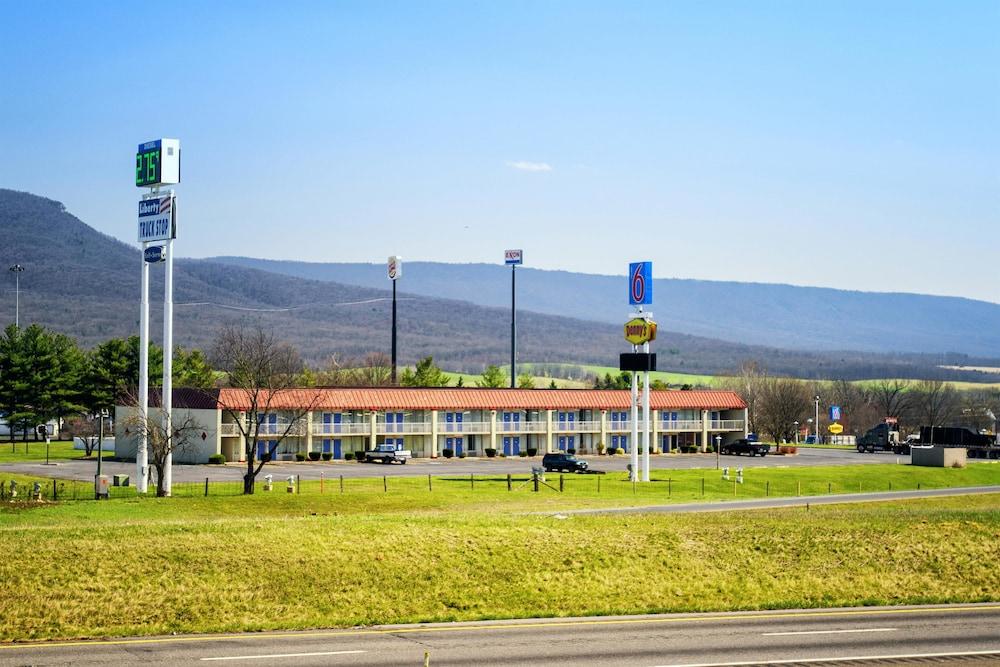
[205,387,746,412]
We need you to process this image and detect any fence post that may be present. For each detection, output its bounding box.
[340,475,344,494]
[797,481,801,496]
[383,475,387,493]
[597,475,601,493]
[53,479,58,501]
[559,474,564,493]
[507,474,512,492]
[668,478,671,498]
[470,473,474,491]
[701,477,705,497]
[320,473,324,494]
[297,475,301,495]
[917,482,921,490]
[428,474,432,492]
[766,481,769,497]
[828,482,831,494]
[533,474,539,493]
[204,477,209,496]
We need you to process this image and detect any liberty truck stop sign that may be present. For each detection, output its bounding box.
[137,195,176,243]
[629,261,652,305]
[387,256,401,280]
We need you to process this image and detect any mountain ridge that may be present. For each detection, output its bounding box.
[207,257,1000,357]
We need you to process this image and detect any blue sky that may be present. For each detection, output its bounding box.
[2,1,997,303]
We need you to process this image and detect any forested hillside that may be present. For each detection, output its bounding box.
[211,257,1000,358]
[1,188,998,381]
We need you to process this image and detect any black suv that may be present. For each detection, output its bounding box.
[542,453,589,473]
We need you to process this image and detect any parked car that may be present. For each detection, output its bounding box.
[721,438,770,457]
[542,452,589,473]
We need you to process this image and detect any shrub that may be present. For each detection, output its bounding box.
[567,448,576,455]
[606,448,616,456]
[321,452,333,461]
[354,451,365,460]
[596,442,606,454]
[344,452,354,461]
[442,448,454,459]
[208,454,226,464]
[526,448,538,457]
[458,452,467,459]
[308,451,321,461]
[616,448,625,455]
[499,453,507,458]
[777,445,798,455]
[295,453,306,462]
[518,451,528,457]
[485,448,497,458]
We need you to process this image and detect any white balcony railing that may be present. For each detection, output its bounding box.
[311,422,371,436]
[660,420,704,431]
[607,421,633,432]
[378,422,434,435]
[709,420,745,431]
[554,420,602,432]
[219,423,241,437]
[497,421,548,433]
[438,421,491,434]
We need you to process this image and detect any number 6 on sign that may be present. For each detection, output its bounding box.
[628,262,652,305]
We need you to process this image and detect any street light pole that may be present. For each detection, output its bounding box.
[814,395,821,445]
[8,264,24,328]
[715,435,721,470]
[793,421,799,445]
[95,409,107,499]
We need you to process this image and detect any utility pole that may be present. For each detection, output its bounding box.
[8,264,24,327]
[388,257,401,385]
[504,250,523,388]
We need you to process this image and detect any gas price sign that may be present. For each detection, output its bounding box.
[135,139,180,187]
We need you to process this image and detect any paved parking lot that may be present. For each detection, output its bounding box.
[0,447,905,483]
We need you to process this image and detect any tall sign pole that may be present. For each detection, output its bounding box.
[505,250,523,388]
[388,256,401,385]
[136,138,179,496]
[624,261,654,482]
[137,244,150,493]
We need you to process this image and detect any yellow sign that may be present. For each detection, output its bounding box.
[624,318,657,345]
[828,422,844,434]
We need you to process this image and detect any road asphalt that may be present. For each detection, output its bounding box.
[1,604,998,666]
[0,447,908,482]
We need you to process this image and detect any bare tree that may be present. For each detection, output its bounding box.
[62,415,100,456]
[827,379,880,435]
[123,406,200,497]
[210,323,320,494]
[870,379,911,424]
[756,377,812,444]
[721,360,768,436]
[911,380,960,428]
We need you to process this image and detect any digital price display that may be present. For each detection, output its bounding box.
[135,139,180,187]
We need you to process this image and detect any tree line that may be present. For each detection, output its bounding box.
[720,360,1000,443]
[0,324,215,441]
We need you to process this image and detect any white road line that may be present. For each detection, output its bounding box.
[201,650,365,661]
[762,627,896,636]
[649,649,1000,667]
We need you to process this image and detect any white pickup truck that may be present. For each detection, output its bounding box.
[363,443,412,464]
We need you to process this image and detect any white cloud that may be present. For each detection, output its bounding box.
[506,160,553,172]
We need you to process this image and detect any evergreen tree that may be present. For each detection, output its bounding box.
[173,347,216,388]
[476,364,506,388]
[400,357,450,387]
[517,373,535,389]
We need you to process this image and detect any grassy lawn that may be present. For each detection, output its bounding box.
[0,440,94,464]
[0,485,997,642]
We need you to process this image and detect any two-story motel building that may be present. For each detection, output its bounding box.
[115,388,748,463]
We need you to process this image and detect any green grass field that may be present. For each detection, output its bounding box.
[0,440,93,464]
[0,463,998,641]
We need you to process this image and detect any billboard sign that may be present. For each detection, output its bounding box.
[624,317,657,345]
[828,423,844,434]
[387,256,402,280]
[829,405,841,421]
[143,245,166,263]
[628,261,652,305]
[137,195,176,242]
[504,249,523,265]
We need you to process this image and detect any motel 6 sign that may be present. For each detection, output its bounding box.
[628,261,652,306]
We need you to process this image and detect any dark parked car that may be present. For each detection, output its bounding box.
[542,453,589,473]
[721,438,770,457]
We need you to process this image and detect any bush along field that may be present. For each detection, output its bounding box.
[0,464,997,642]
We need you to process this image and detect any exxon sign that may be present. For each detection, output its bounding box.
[504,249,523,265]
[144,245,166,263]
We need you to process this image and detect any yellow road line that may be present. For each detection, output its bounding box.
[2,604,999,651]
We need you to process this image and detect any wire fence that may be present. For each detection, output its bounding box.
[0,469,961,504]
